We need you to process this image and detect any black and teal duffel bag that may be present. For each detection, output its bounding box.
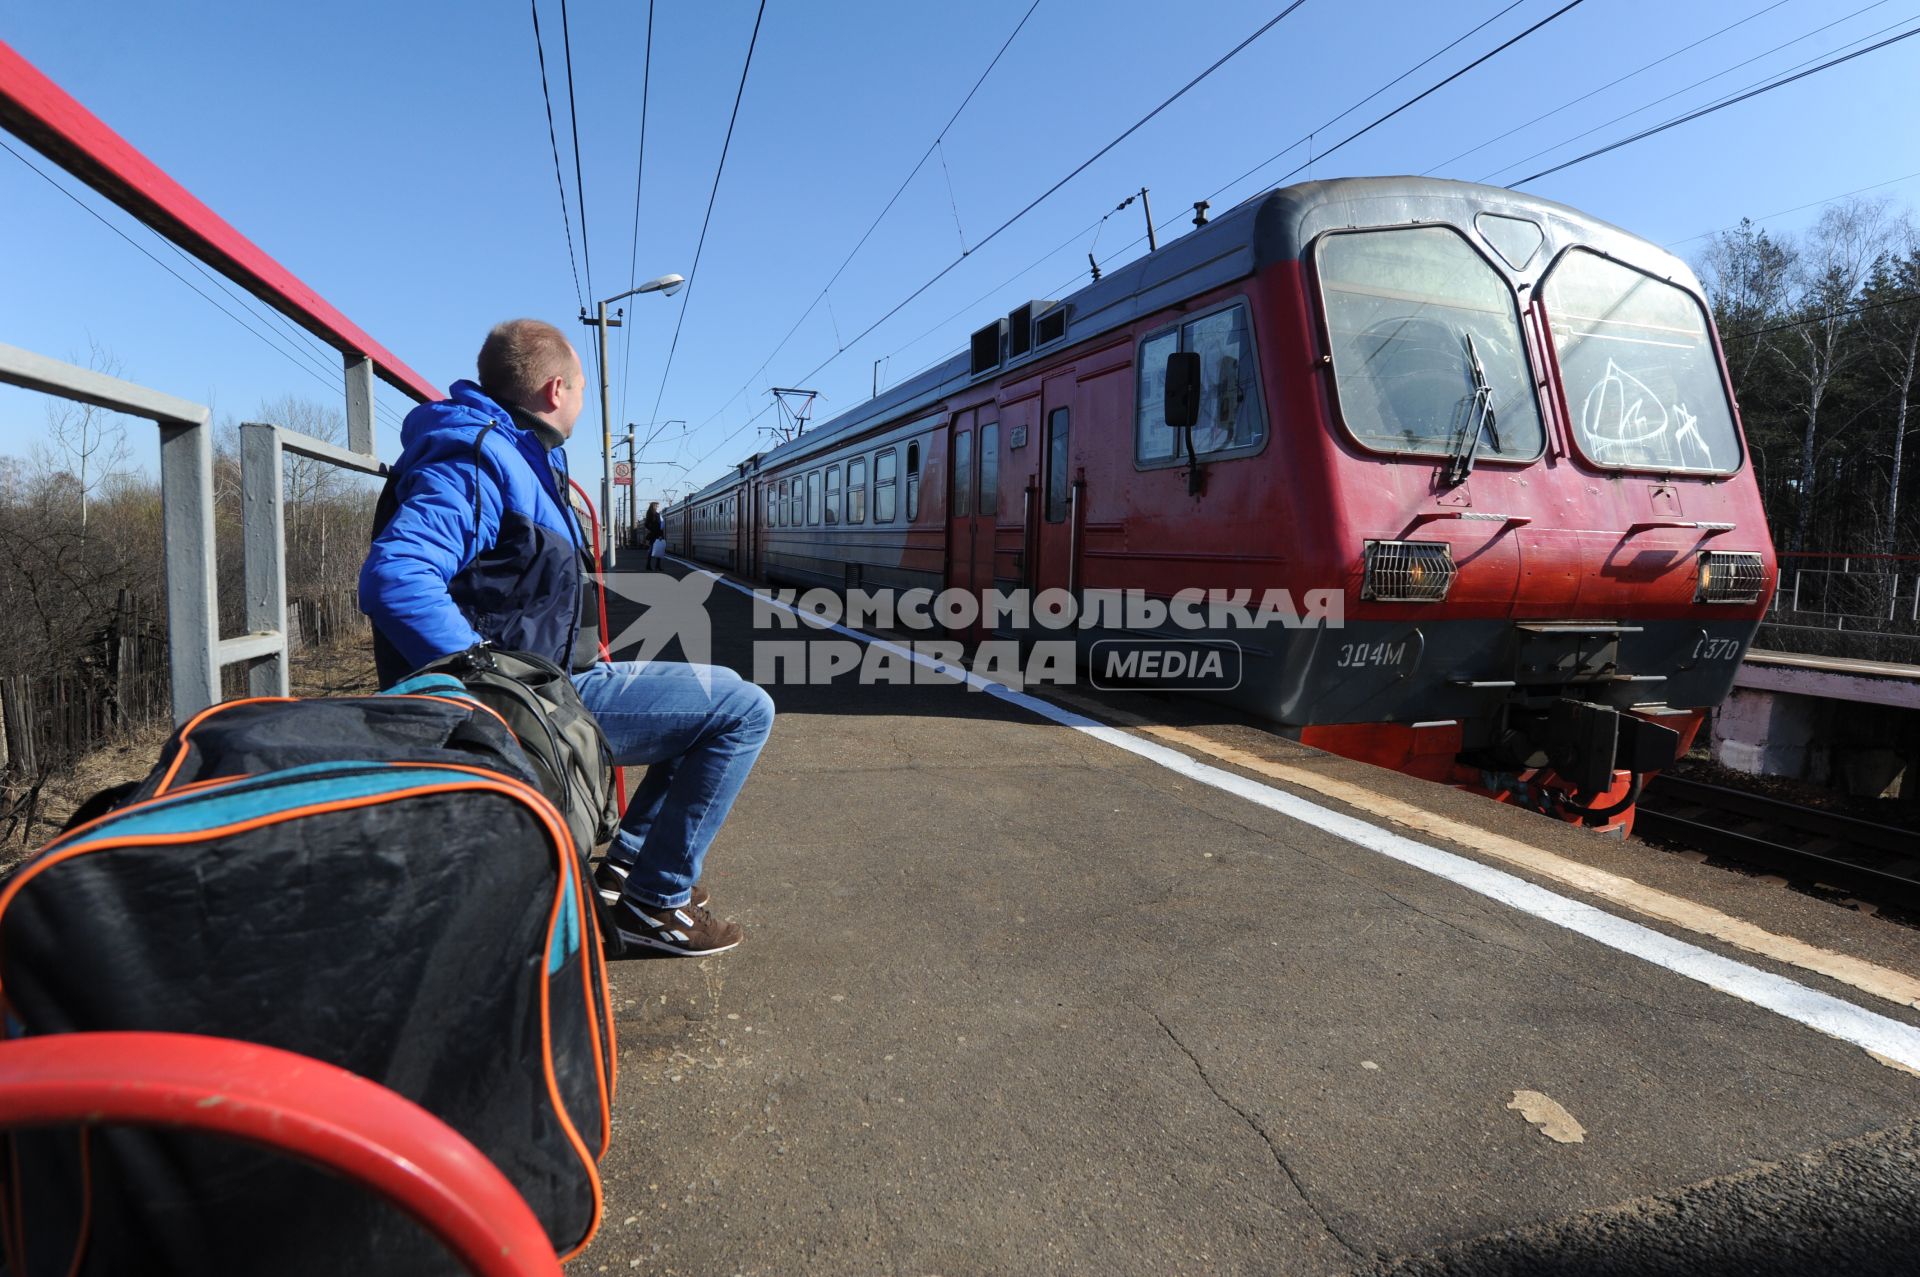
[0,680,616,1275]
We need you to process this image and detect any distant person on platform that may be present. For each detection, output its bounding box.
[359,318,772,957]
[642,500,665,570]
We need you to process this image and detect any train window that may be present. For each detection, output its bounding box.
[876,449,898,523]
[1317,227,1543,463]
[906,442,920,522]
[1045,407,1071,523]
[1543,249,1740,475]
[847,457,867,524]
[952,430,973,521]
[824,465,841,526]
[978,423,999,516]
[779,481,790,527]
[1135,302,1267,466]
[807,470,822,526]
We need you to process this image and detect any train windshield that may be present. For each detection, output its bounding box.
[1316,226,1544,462]
[1543,249,1741,474]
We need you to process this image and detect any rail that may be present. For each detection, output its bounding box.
[1636,774,1920,912]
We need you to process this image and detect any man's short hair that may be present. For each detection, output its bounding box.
[477,319,578,405]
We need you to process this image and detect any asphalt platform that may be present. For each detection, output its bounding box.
[578,561,1920,1276]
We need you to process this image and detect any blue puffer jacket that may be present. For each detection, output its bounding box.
[360,381,586,686]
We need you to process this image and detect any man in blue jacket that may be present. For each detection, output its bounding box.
[361,318,772,956]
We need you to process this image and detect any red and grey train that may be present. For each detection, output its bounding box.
[664,176,1776,831]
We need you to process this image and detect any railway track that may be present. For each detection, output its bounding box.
[1635,775,1920,912]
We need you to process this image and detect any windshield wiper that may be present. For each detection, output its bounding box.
[1446,332,1502,485]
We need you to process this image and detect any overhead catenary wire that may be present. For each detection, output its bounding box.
[529,0,586,312]
[1666,168,1920,247]
[616,0,656,434]
[1483,0,1908,183]
[1509,20,1920,187]
[685,0,1572,485]
[870,0,1549,392]
[645,0,769,430]
[681,0,1045,456]
[1205,0,1532,206]
[771,0,1315,398]
[1423,0,1800,175]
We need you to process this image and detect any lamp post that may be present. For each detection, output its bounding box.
[582,272,682,566]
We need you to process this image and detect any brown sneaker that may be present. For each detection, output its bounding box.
[594,861,707,910]
[612,897,741,957]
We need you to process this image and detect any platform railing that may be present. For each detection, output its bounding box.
[0,342,387,720]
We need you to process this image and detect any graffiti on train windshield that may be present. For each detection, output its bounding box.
[1317,225,1544,462]
[1544,249,1740,474]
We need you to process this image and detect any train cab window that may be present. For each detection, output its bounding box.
[824,465,841,526]
[876,449,898,523]
[1543,249,1740,474]
[906,443,921,522]
[952,430,973,520]
[1045,407,1070,523]
[1136,302,1267,466]
[1317,226,1543,462]
[978,423,999,516]
[807,470,822,526]
[847,457,867,524]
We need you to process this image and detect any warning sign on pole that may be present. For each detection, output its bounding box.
[613,461,633,487]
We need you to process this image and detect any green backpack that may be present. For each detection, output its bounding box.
[418,644,619,856]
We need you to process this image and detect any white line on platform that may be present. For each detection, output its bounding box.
[676,561,1920,1074]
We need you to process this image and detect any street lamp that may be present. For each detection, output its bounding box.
[583,272,682,565]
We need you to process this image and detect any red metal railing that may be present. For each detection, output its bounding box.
[0,1031,562,1276]
[0,37,439,404]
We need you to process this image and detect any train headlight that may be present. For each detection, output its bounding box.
[1695,550,1764,604]
[1363,540,1455,602]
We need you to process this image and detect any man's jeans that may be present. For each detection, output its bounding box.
[571,661,775,908]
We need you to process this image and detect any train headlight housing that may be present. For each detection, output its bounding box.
[1695,550,1764,604]
[1363,540,1455,602]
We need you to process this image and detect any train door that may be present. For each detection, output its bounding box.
[1032,373,1079,595]
[945,410,993,641]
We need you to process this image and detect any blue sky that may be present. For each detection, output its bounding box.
[3,0,1918,504]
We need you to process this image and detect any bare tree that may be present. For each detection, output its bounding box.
[37,340,132,536]
[1777,199,1892,553]
[1698,218,1797,385]
[1864,219,1920,555]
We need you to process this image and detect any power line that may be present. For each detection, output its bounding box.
[1667,169,1920,247]
[871,0,1550,392]
[1482,0,1902,183]
[1726,294,1917,341]
[557,0,595,305]
[529,0,585,311]
[646,0,769,427]
[679,0,1045,458]
[1,136,400,429]
[1209,0,1531,202]
[617,0,656,433]
[1510,21,1920,187]
[1424,0,1797,176]
[774,0,1314,397]
[1249,0,1588,198]
[685,0,1571,483]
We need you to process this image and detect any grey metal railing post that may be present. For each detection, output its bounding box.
[344,354,375,457]
[158,420,222,718]
[241,422,289,698]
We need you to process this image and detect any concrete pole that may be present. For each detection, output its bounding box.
[597,299,615,567]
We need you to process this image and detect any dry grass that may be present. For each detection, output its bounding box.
[2,637,382,867]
